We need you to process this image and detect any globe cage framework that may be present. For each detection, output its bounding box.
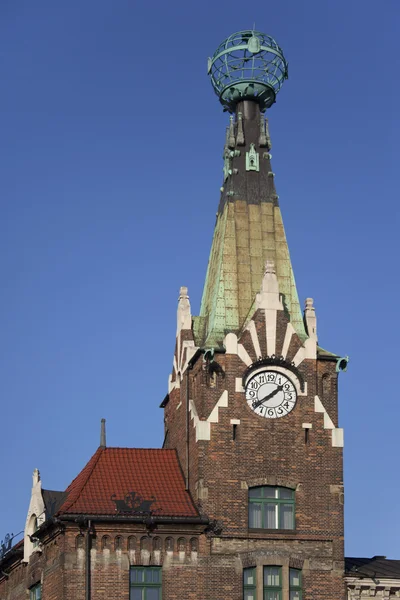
[208,30,289,113]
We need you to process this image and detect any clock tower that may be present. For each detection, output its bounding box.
[163,30,346,599]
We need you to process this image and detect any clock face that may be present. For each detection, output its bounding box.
[245,370,297,419]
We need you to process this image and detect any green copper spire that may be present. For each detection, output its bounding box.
[192,32,306,348]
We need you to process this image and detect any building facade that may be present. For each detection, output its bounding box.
[0,29,398,600]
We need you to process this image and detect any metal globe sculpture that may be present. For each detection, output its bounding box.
[208,30,288,113]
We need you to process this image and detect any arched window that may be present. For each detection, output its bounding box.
[140,536,150,552]
[152,537,161,552]
[76,534,84,550]
[177,538,186,552]
[102,535,111,550]
[190,538,198,553]
[165,537,173,552]
[115,536,123,551]
[128,536,136,551]
[249,486,295,529]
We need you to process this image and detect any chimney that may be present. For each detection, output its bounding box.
[100,418,106,448]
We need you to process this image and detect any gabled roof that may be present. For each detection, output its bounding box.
[57,447,198,518]
[345,557,400,579]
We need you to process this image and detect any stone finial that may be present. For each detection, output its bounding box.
[100,418,106,448]
[259,115,267,147]
[264,116,272,151]
[32,469,40,487]
[261,260,279,294]
[177,286,192,336]
[304,297,318,342]
[265,260,275,273]
[256,260,282,310]
[236,112,245,146]
[228,116,236,148]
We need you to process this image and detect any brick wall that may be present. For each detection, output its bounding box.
[164,304,345,599]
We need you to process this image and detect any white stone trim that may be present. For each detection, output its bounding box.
[190,391,229,442]
[224,332,238,354]
[332,428,344,447]
[180,340,196,374]
[230,419,241,425]
[314,395,344,448]
[235,378,245,392]
[255,261,283,311]
[238,343,252,366]
[208,390,228,422]
[302,423,313,429]
[292,346,305,367]
[345,576,400,599]
[24,470,46,563]
[303,336,317,360]
[265,308,277,357]
[281,322,295,359]
[196,421,211,441]
[176,286,192,336]
[246,320,261,360]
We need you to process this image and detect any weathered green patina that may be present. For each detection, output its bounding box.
[195,198,306,348]
[208,30,288,113]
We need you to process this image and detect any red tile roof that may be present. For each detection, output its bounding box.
[58,448,198,518]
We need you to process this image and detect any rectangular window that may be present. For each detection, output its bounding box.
[263,566,282,600]
[243,567,257,600]
[289,568,302,600]
[249,487,295,530]
[30,583,42,600]
[130,567,162,600]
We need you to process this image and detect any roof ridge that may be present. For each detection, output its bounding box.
[101,447,176,451]
[58,447,104,514]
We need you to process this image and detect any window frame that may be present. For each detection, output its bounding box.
[30,583,42,600]
[130,566,162,600]
[243,566,257,600]
[248,486,295,530]
[289,568,302,600]
[263,566,282,600]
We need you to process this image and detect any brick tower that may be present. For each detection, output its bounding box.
[163,30,346,599]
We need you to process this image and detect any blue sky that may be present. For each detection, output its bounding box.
[0,0,399,558]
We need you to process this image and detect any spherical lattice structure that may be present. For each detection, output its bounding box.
[208,30,288,113]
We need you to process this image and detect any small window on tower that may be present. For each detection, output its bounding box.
[248,486,295,530]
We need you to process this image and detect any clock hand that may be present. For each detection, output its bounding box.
[252,385,284,409]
